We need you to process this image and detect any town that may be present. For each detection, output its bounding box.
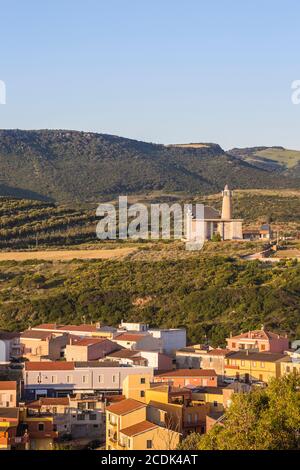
[0,320,299,450]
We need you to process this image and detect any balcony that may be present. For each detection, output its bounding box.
[225,364,240,370]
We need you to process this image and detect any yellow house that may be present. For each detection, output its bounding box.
[122,373,152,402]
[145,384,209,436]
[224,351,289,383]
[106,397,180,450]
[281,361,300,376]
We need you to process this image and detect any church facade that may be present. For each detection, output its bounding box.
[186,185,243,241]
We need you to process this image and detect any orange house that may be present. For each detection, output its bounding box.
[154,369,217,388]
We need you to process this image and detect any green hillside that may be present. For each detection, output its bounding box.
[1,130,300,203]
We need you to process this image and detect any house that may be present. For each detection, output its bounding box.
[122,373,152,402]
[154,369,218,388]
[281,361,300,376]
[24,396,106,442]
[148,329,186,355]
[23,361,153,399]
[0,407,29,450]
[119,321,149,332]
[31,323,113,339]
[106,349,173,370]
[226,327,289,353]
[243,224,273,241]
[112,333,160,351]
[176,346,229,378]
[105,349,147,366]
[20,405,58,450]
[0,331,21,363]
[145,384,209,436]
[0,381,17,407]
[106,398,180,450]
[20,329,68,361]
[65,337,118,362]
[224,351,289,383]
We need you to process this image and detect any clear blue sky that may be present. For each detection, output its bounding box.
[1,0,300,149]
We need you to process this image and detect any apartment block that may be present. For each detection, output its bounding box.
[65,337,118,362]
[23,361,153,399]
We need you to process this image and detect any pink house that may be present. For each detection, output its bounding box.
[226,328,289,353]
[65,337,118,361]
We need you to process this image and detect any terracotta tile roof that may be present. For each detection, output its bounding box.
[158,369,217,377]
[120,420,158,437]
[208,348,231,356]
[70,337,107,346]
[0,381,17,390]
[25,361,74,371]
[115,333,147,342]
[107,349,140,359]
[33,323,98,332]
[59,324,98,332]
[32,323,58,330]
[27,397,70,407]
[229,329,286,341]
[20,330,53,340]
[106,398,146,415]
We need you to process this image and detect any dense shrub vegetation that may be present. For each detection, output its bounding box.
[178,374,300,450]
[0,255,299,344]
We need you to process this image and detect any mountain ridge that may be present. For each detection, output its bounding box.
[0,129,300,203]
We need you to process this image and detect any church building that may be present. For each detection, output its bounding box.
[186,185,243,241]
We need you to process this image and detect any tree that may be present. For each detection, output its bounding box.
[178,374,300,450]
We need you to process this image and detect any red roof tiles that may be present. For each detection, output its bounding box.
[158,369,217,377]
[106,398,146,415]
[120,420,158,437]
[0,381,16,390]
[25,362,74,371]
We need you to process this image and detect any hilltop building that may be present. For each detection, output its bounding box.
[186,185,243,242]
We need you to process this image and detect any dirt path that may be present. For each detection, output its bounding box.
[0,248,136,261]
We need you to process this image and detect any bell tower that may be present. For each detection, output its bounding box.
[221,184,233,219]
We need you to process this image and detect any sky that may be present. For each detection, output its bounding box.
[1,0,300,149]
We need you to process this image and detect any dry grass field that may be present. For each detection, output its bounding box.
[0,247,136,261]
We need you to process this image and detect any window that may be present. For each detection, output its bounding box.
[261,344,266,351]
[77,414,85,421]
[112,375,116,383]
[140,377,146,384]
[232,342,236,348]
[38,423,44,432]
[213,401,218,407]
[241,361,245,366]
[88,402,96,410]
[51,375,57,383]
[98,375,104,383]
[147,440,152,449]
[66,375,73,383]
[52,407,57,414]
[260,362,265,368]
[89,413,97,421]
[82,375,87,383]
[194,414,198,423]
[140,391,145,398]
[187,414,192,423]
[286,366,291,373]
[252,362,256,367]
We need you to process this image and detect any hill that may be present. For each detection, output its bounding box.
[228,146,300,176]
[1,130,300,203]
[1,189,299,250]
